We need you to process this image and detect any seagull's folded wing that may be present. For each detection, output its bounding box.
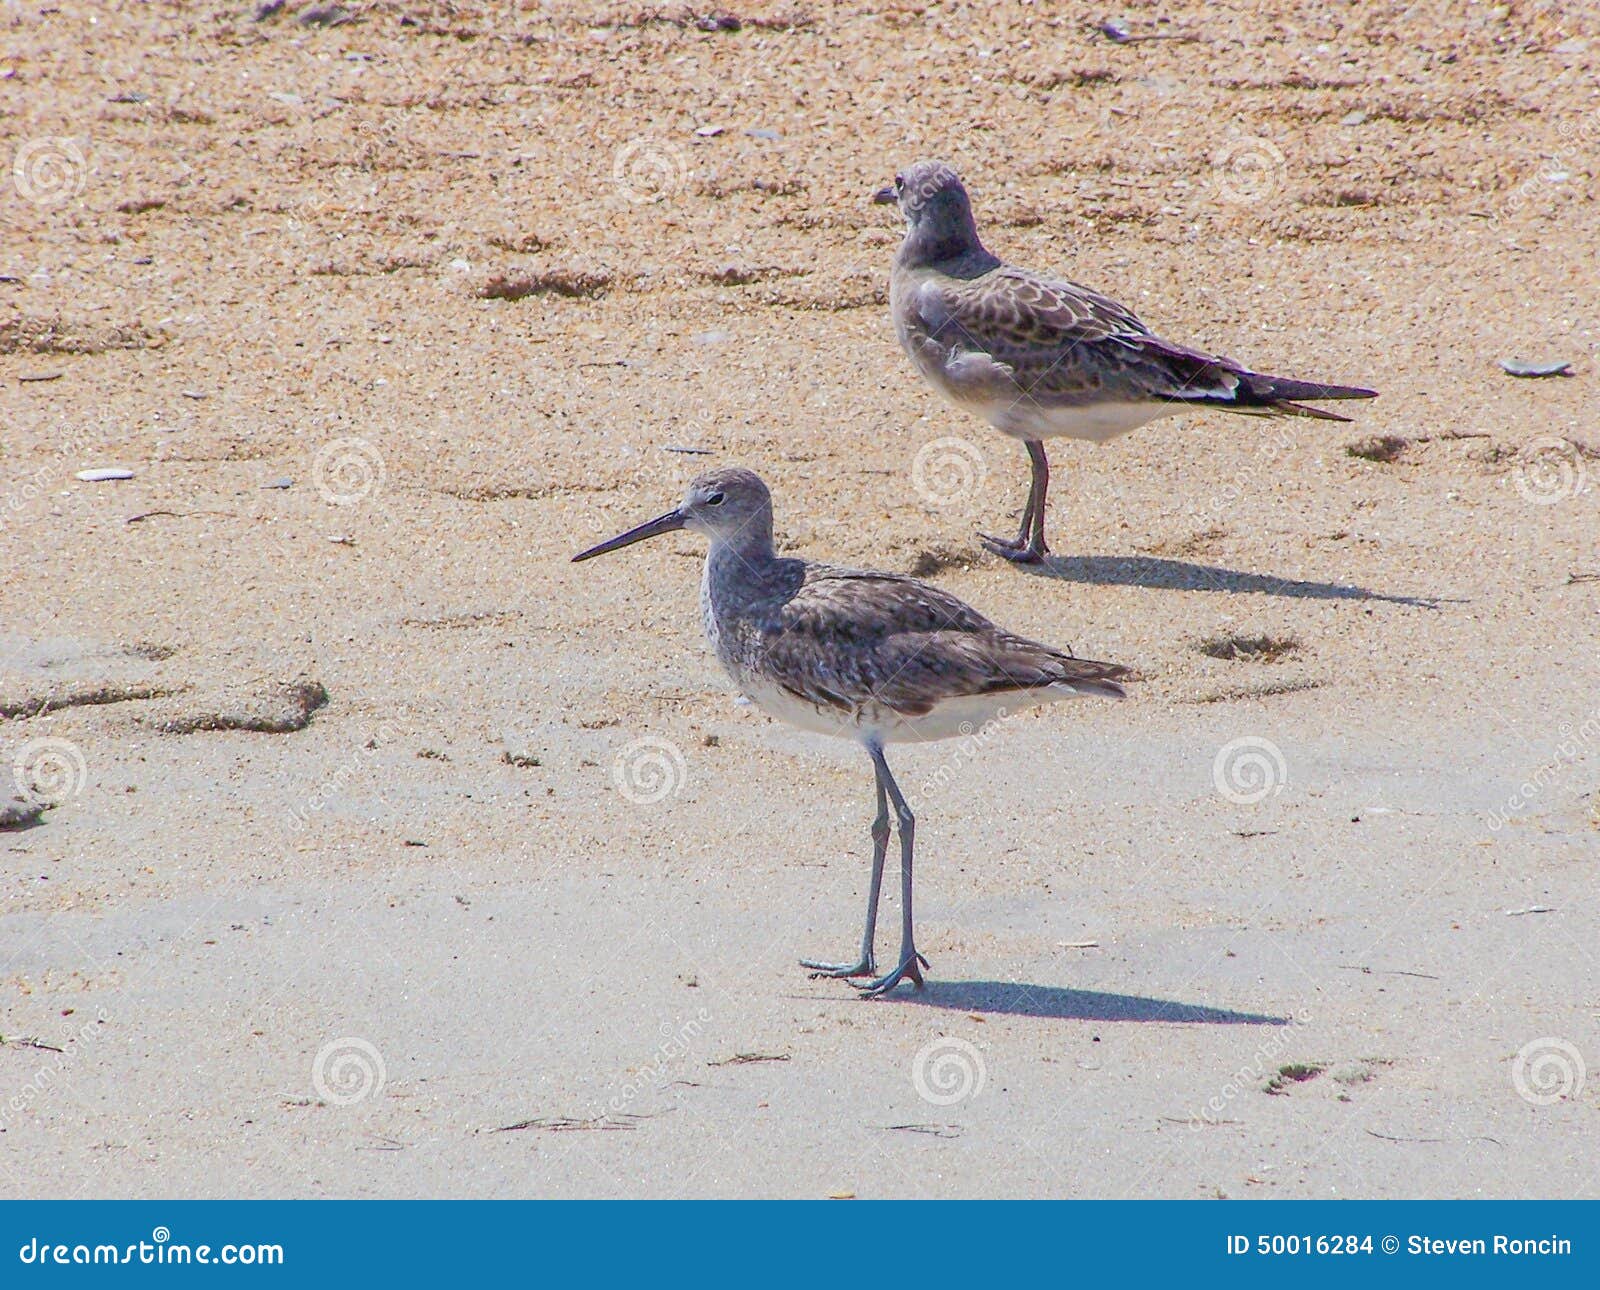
[914,267,1248,405]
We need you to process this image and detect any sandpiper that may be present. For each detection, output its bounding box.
[877,160,1377,563]
[573,467,1129,997]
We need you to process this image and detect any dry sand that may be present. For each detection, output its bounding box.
[2,1,1597,1198]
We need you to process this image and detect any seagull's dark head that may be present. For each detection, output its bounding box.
[875,160,982,263]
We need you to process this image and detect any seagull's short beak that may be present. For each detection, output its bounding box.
[571,508,687,562]
[871,184,898,205]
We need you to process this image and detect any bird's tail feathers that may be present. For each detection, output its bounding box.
[1245,373,1378,403]
[1175,369,1376,420]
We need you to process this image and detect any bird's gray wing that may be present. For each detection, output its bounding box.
[912,266,1245,405]
[758,567,1127,717]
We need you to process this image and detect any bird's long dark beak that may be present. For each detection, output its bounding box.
[871,184,898,205]
[571,508,687,562]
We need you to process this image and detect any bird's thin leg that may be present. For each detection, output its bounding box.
[802,766,888,978]
[1013,450,1041,547]
[860,746,930,998]
[980,440,1050,565]
[1024,439,1051,560]
[979,444,1037,555]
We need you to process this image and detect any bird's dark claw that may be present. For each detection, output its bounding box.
[858,951,930,998]
[978,531,1048,565]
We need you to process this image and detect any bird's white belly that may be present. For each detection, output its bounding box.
[724,674,853,737]
[906,327,1181,444]
[734,676,1096,746]
[987,398,1179,445]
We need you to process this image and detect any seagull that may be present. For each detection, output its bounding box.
[573,467,1130,997]
[878,159,1378,563]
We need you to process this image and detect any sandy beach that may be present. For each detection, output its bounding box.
[2,0,1597,1197]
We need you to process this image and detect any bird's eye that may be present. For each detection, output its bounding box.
[705,491,725,506]
[894,173,904,190]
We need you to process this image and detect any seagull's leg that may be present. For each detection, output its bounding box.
[980,440,1050,564]
[802,765,888,978]
[1022,439,1051,561]
[979,442,1037,556]
[860,746,930,998]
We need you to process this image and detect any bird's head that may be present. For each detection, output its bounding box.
[572,467,774,562]
[874,159,981,261]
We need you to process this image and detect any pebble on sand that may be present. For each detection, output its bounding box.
[1498,358,1572,378]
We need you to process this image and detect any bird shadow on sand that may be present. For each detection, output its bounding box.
[888,979,1287,1024]
[1024,553,1455,608]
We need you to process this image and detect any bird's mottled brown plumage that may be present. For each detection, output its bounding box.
[722,560,1128,719]
[901,260,1369,417]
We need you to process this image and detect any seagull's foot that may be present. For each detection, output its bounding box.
[801,955,876,980]
[978,531,1048,565]
[858,951,930,999]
